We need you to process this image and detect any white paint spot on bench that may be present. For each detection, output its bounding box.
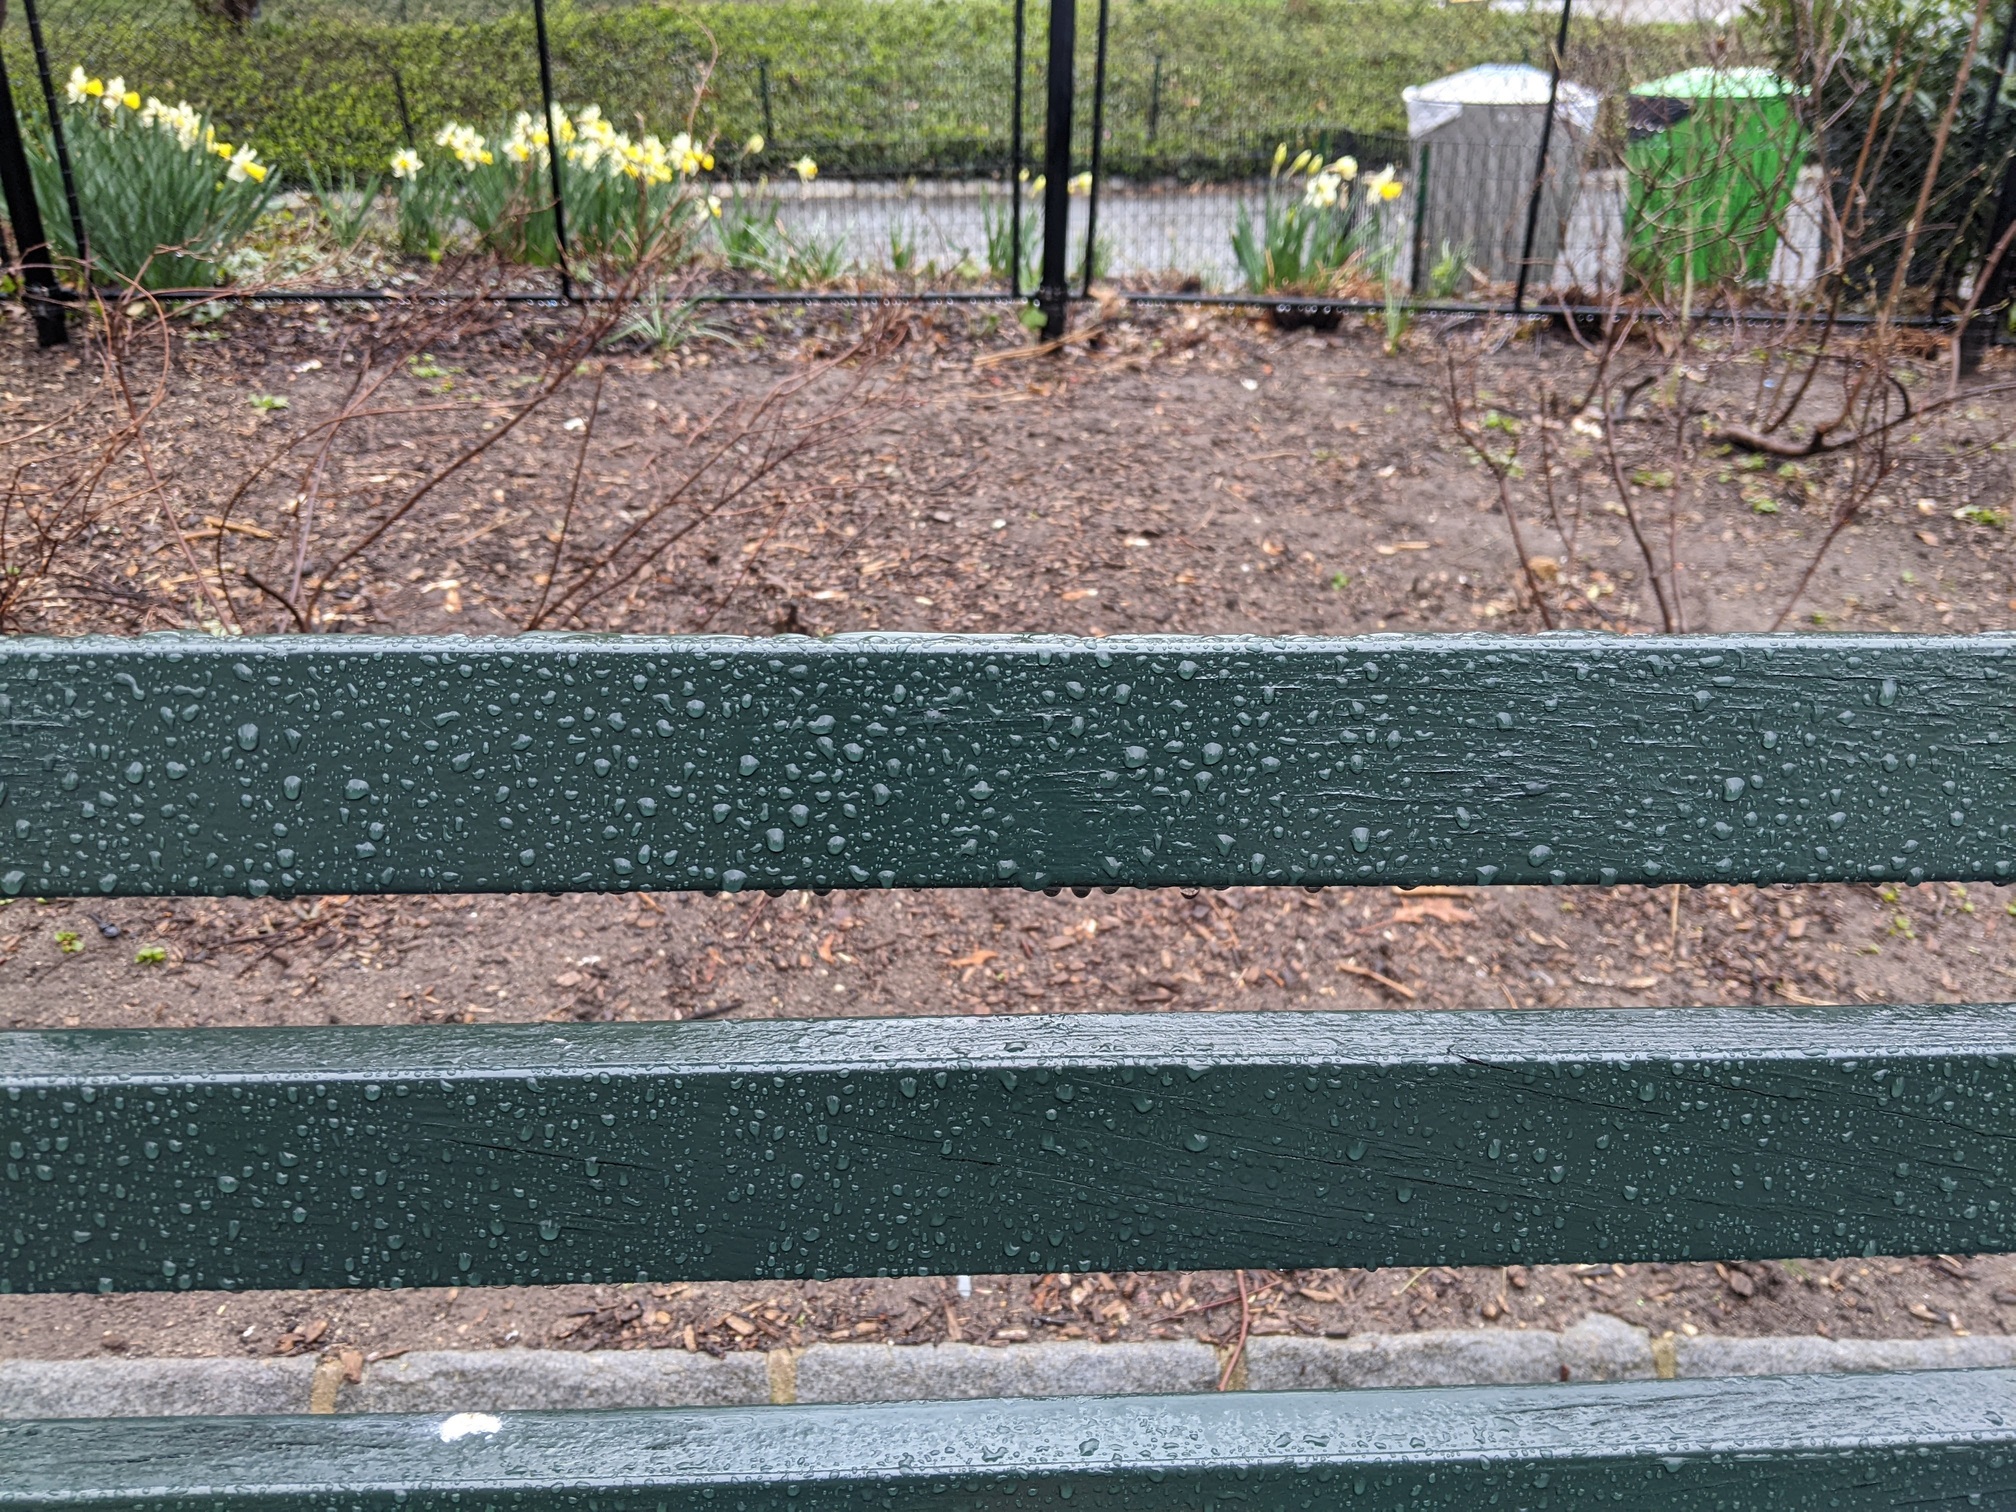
[439,1412,503,1442]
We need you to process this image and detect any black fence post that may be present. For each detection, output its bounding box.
[1963,149,2016,374]
[1959,0,2016,374]
[391,64,417,150]
[1409,141,1432,295]
[1010,0,1025,299]
[0,51,66,346]
[530,0,573,301]
[21,0,84,289]
[1512,0,1573,315]
[1036,0,1076,338]
[1081,0,1109,296]
[759,62,775,148]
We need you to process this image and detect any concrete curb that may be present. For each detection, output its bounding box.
[7,1320,2016,1419]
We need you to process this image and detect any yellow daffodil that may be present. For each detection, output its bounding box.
[227,145,267,184]
[1289,148,1313,174]
[707,193,723,218]
[1365,164,1402,202]
[1029,173,1045,194]
[744,133,764,155]
[434,122,491,172]
[120,90,140,109]
[65,67,94,106]
[139,96,203,150]
[793,155,818,182]
[1067,171,1092,196]
[389,147,424,180]
[1329,155,1358,180]
[1271,141,1287,173]
[100,76,127,113]
[1303,171,1341,209]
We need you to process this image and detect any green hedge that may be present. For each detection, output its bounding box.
[5,0,1586,181]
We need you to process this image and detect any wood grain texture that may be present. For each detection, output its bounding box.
[2,632,2012,898]
[8,1006,2016,1292]
[6,1370,2016,1510]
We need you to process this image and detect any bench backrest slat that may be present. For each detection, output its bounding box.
[6,1004,2011,1293]
[2,633,2009,899]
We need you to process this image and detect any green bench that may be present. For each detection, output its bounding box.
[6,630,2016,1508]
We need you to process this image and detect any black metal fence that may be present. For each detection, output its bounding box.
[0,0,2012,346]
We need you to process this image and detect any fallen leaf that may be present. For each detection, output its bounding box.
[947,948,999,969]
[1917,530,1940,546]
[809,589,848,602]
[553,971,583,988]
[300,1318,329,1346]
[1390,898,1473,926]
[1909,1302,1942,1323]
[1375,541,1430,555]
[723,1314,758,1337]
[337,1348,365,1384]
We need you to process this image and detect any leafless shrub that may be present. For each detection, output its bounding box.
[1444,0,2016,632]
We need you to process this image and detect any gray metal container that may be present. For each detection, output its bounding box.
[1403,64,1598,289]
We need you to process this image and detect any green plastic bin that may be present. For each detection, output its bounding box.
[1626,67,1806,292]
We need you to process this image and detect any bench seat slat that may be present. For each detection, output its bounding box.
[5,1370,2016,1510]
[3,633,2013,899]
[7,1006,2015,1293]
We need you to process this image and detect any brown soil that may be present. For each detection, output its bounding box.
[2,299,2015,1364]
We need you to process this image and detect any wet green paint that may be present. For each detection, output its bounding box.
[6,1370,2016,1510]
[6,1006,2014,1292]
[0,632,2010,898]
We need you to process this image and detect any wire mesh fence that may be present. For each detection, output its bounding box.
[0,0,2011,333]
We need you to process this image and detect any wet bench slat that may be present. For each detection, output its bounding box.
[6,1004,2016,1293]
[7,1370,2016,1511]
[2,633,2011,899]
